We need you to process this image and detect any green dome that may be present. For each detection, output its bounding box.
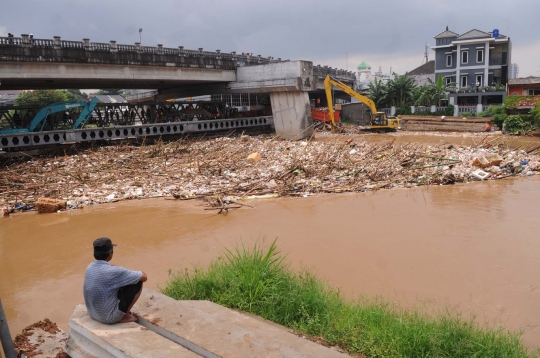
[357,61,371,70]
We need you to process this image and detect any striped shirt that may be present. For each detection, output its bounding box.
[83,260,142,324]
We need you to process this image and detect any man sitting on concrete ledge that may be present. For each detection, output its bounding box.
[83,237,147,324]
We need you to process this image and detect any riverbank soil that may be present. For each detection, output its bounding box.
[12,319,69,357]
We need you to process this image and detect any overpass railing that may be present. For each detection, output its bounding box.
[0,35,357,79]
[314,65,356,82]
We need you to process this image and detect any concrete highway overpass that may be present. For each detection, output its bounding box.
[0,35,355,97]
[0,35,356,140]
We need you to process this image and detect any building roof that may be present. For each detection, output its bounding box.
[94,95,127,103]
[434,28,507,41]
[0,90,21,106]
[434,29,459,39]
[408,60,435,76]
[508,77,540,86]
[357,61,371,70]
[457,29,492,40]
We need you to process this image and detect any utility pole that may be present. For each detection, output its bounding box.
[139,28,143,44]
[346,52,348,71]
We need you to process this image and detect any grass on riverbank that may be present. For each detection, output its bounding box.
[161,240,537,358]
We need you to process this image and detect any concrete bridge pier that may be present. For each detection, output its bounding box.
[231,60,315,140]
[269,91,313,140]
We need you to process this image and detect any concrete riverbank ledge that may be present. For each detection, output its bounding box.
[66,288,347,357]
[66,304,198,357]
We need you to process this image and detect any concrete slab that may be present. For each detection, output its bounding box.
[133,289,347,358]
[65,304,199,358]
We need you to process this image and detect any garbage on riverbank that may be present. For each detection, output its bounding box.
[1,131,540,213]
[13,319,69,358]
[36,197,67,213]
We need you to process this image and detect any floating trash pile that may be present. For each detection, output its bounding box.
[1,133,539,213]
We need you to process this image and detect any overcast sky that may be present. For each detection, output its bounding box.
[1,0,539,78]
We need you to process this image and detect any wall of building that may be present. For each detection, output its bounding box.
[435,49,454,71]
[411,73,435,86]
[341,102,369,125]
[508,85,540,96]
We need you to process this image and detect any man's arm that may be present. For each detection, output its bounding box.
[140,271,148,282]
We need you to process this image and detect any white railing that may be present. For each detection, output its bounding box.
[458,106,477,113]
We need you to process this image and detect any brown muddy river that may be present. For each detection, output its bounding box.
[1,176,540,348]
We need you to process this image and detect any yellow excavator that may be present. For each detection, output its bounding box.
[324,75,400,131]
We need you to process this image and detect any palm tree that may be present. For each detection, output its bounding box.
[414,75,456,107]
[386,73,417,108]
[367,78,389,108]
[428,74,455,106]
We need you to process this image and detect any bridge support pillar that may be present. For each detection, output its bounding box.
[270,92,313,140]
[232,60,316,141]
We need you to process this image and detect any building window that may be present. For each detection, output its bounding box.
[461,75,467,88]
[462,51,468,64]
[446,55,452,67]
[445,77,453,85]
[477,50,484,63]
[475,75,483,86]
[528,88,540,95]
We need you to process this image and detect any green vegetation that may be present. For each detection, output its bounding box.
[162,241,537,358]
[503,115,534,134]
[367,74,456,110]
[15,89,88,107]
[498,96,540,133]
[414,75,455,107]
[504,96,532,109]
[478,105,506,128]
[367,73,417,108]
[531,102,540,125]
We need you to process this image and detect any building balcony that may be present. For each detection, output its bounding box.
[450,85,506,94]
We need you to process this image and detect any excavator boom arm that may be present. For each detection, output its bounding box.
[324,75,378,114]
[324,75,378,128]
[323,75,399,130]
[28,98,99,132]
[72,97,99,129]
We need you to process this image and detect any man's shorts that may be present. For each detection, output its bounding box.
[117,281,143,313]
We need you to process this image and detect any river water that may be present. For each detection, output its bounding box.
[1,176,540,348]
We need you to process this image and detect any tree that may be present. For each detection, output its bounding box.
[414,74,455,107]
[15,90,69,107]
[367,78,389,108]
[65,89,88,102]
[386,73,417,107]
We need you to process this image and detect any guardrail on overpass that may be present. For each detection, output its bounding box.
[0,35,356,82]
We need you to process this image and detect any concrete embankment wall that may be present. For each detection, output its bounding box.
[400,115,493,132]
[66,289,347,358]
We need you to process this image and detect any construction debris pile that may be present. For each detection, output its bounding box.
[1,133,540,213]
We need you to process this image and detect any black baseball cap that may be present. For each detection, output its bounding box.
[93,237,117,252]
